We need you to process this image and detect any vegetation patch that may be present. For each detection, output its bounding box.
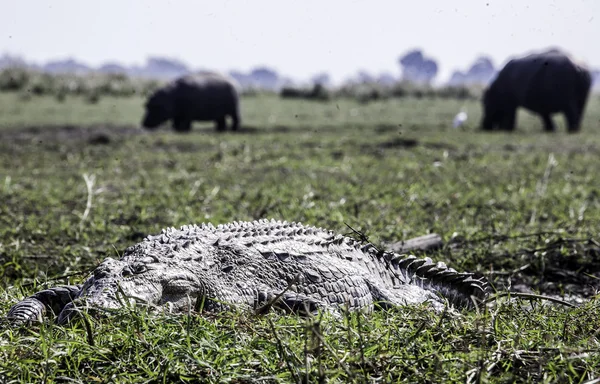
[0,93,599,382]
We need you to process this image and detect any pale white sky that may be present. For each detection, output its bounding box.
[1,0,598,84]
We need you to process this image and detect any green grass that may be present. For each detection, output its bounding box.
[0,92,599,382]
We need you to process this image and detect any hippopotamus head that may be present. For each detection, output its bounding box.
[142,88,175,129]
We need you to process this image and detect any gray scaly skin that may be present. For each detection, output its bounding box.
[7,219,488,324]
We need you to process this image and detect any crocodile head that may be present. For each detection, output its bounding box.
[57,252,213,324]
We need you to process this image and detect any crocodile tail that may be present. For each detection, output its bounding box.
[390,254,489,309]
[7,285,82,323]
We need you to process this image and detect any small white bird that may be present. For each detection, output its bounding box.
[453,107,468,128]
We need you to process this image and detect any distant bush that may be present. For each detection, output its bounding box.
[280,83,331,101]
[0,67,482,103]
[55,89,67,103]
[85,90,101,104]
[27,73,56,95]
[0,67,30,91]
[334,83,388,103]
[436,85,477,100]
[239,86,275,98]
[333,80,479,103]
[0,67,166,100]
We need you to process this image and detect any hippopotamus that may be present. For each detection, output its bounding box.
[481,49,592,133]
[142,72,241,132]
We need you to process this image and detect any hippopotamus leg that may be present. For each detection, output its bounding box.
[499,108,517,131]
[541,114,556,132]
[230,114,240,131]
[173,117,192,132]
[215,116,227,132]
[564,102,583,133]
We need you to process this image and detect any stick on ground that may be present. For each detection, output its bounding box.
[386,233,444,253]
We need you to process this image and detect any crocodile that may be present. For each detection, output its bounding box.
[7,219,488,324]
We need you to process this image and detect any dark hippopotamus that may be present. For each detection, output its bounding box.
[142,72,241,132]
[481,49,592,133]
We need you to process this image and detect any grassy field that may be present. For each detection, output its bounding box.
[0,91,599,382]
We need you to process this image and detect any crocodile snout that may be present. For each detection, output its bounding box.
[93,258,126,279]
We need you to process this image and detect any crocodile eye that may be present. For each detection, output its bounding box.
[132,264,148,274]
[123,263,148,277]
